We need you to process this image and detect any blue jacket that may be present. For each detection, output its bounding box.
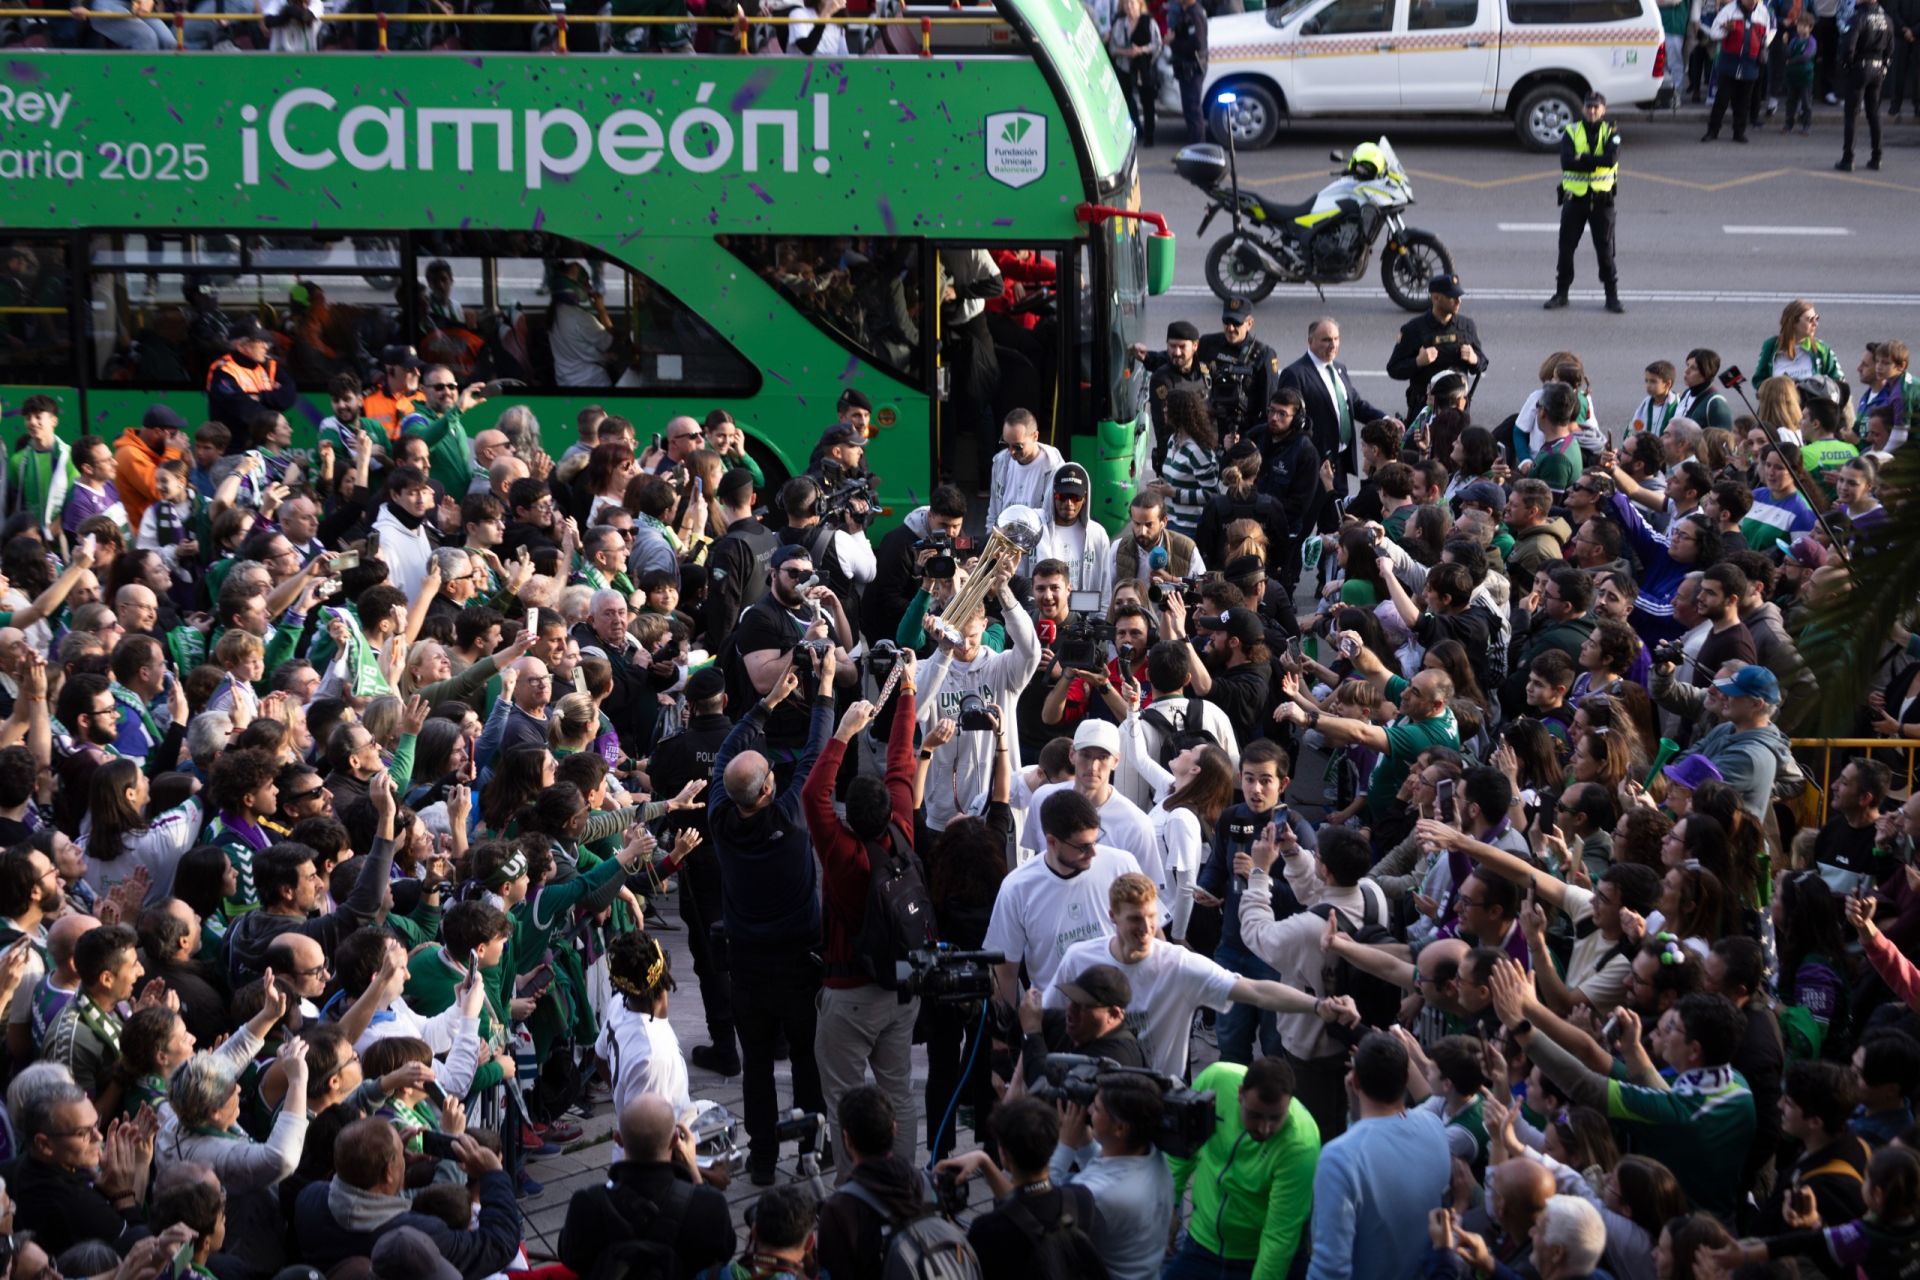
[1199,804,1318,956]
[707,698,832,951]
[293,1168,520,1280]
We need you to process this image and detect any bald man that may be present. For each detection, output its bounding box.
[9,912,100,1065]
[497,656,552,755]
[267,933,331,1018]
[469,430,511,498]
[1471,1158,1557,1275]
[487,455,529,507]
[114,585,161,638]
[559,1094,734,1275]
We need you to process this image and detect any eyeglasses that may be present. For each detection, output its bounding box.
[424,381,458,391]
[1455,896,1490,909]
[670,431,705,442]
[291,960,330,978]
[44,1122,101,1140]
[285,786,325,804]
[1057,834,1101,857]
[89,704,119,718]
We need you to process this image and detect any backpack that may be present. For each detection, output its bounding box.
[840,1181,985,1280]
[1140,701,1219,772]
[835,819,939,990]
[1310,883,1403,1032]
[566,1177,694,1280]
[996,1184,1109,1280]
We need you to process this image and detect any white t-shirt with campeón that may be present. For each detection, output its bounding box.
[1045,936,1238,1080]
[984,846,1143,996]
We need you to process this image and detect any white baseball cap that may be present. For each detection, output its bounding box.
[1072,719,1120,757]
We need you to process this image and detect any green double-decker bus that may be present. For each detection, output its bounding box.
[0,3,1172,532]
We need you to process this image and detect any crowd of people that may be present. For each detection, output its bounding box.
[0,275,1912,1280]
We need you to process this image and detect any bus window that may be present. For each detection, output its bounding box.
[0,238,73,389]
[413,231,758,396]
[722,236,926,390]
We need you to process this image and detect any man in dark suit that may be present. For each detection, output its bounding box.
[1275,316,1389,489]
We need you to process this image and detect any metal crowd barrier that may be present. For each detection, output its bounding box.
[1789,737,1920,825]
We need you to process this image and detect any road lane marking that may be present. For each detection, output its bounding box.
[1722,224,1852,235]
[1497,222,1561,231]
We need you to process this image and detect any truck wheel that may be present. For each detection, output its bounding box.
[1381,230,1454,312]
[1217,82,1281,150]
[1205,235,1278,305]
[1514,84,1581,152]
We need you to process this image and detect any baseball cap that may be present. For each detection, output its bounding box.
[230,320,271,344]
[1195,607,1263,649]
[1777,536,1829,569]
[1052,462,1090,498]
[1713,665,1781,703]
[1059,963,1132,1010]
[770,544,812,572]
[1584,90,1607,106]
[371,1228,462,1280]
[1167,320,1201,342]
[716,466,756,504]
[380,343,425,371]
[1073,719,1121,757]
[685,666,726,704]
[142,405,188,432]
[1429,273,1465,298]
[1221,298,1255,325]
[1662,754,1724,793]
[1456,480,1507,512]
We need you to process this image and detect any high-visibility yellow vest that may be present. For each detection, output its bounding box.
[1561,121,1617,198]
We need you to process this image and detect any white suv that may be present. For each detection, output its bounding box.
[1200,0,1669,151]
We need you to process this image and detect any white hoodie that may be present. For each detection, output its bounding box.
[371,502,433,602]
[1030,498,1113,603]
[917,583,1040,831]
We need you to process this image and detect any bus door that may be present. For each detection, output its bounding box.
[931,244,1073,494]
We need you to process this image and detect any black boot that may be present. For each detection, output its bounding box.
[1544,293,1570,310]
[1868,153,1883,170]
[1605,291,1626,314]
[1836,156,1854,170]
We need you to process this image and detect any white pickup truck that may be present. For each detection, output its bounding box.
[1201,0,1669,151]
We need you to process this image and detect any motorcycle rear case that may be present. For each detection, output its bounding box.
[1173,144,1229,189]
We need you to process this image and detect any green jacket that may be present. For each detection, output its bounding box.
[406,943,507,1093]
[1166,1062,1321,1280]
[1754,335,1841,383]
[401,404,475,497]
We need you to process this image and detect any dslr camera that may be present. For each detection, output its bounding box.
[790,638,833,682]
[1030,1054,1220,1158]
[957,692,998,733]
[894,945,1004,1006]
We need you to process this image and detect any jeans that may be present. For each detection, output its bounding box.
[1161,1236,1257,1280]
[1211,941,1281,1064]
[1178,69,1207,144]
[815,984,920,1180]
[89,0,177,50]
[1785,79,1814,127]
[731,945,825,1170]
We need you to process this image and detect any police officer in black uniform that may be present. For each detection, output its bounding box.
[647,664,740,1075]
[702,466,779,653]
[1839,0,1895,171]
[1197,299,1280,446]
[1140,320,1212,470]
[1385,273,1490,419]
[1545,91,1624,315]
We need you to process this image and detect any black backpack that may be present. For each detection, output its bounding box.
[563,1177,694,1280]
[997,1184,1109,1280]
[1310,883,1402,1033]
[838,819,939,989]
[1140,702,1219,772]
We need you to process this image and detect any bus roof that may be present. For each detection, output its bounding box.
[0,4,1135,234]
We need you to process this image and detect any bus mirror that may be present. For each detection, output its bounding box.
[1146,232,1176,297]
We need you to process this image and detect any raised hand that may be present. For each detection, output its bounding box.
[923,718,958,751]
[764,668,802,708]
[838,700,877,738]
[1846,891,1880,942]
[668,779,706,810]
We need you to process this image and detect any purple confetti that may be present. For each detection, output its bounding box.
[6,62,49,84]
[747,183,773,205]
[532,208,546,232]
[460,217,472,230]
[896,105,917,123]
[992,218,1013,226]
[730,68,777,113]
[877,198,896,235]
[395,91,410,107]
[166,104,183,124]
[768,369,792,386]
[321,187,341,210]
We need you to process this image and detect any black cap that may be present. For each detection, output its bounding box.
[1167,320,1201,342]
[1429,273,1465,299]
[1222,553,1265,582]
[1058,963,1131,1009]
[716,466,755,503]
[770,544,812,572]
[231,320,271,343]
[380,344,424,371]
[837,388,874,414]
[685,667,726,703]
[818,422,865,450]
[1195,607,1263,648]
[1052,462,1090,497]
[142,405,188,432]
[1221,298,1255,325]
[1585,90,1607,106]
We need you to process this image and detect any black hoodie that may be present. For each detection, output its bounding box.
[818,1155,928,1280]
[558,1159,735,1280]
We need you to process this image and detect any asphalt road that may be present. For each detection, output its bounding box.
[1138,108,1920,421]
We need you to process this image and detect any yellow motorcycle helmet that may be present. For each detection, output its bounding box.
[1346,142,1387,181]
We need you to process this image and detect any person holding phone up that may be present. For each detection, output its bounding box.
[400,365,490,499]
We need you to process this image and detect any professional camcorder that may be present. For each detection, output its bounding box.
[895,945,1004,1005]
[1056,614,1115,672]
[1031,1054,1220,1158]
[817,460,879,527]
[910,532,956,580]
[1147,575,1208,610]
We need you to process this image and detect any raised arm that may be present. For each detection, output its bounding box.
[1411,819,1570,913]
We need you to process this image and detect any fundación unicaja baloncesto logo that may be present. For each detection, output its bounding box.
[985,111,1047,188]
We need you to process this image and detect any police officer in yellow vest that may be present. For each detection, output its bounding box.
[1545,91,1624,315]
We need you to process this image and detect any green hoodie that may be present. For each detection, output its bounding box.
[1166,1062,1321,1280]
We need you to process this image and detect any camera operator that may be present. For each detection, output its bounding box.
[917,560,1039,833]
[702,466,776,655]
[1016,559,1078,757]
[1028,464,1111,600]
[1038,602,1153,734]
[733,545,855,761]
[1198,300,1280,444]
[938,1099,1101,1274]
[807,421,874,490]
[803,662,923,1176]
[860,484,967,648]
[710,656,834,1185]
[1019,721,1160,880]
[1166,1058,1319,1280]
[1051,1075,1176,1280]
[1049,873,1355,1082]
[776,474,876,629]
[1016,963,1147,1086]
[1110,491,1207,594]
[1175,593,1271,751]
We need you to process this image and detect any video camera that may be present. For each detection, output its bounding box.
[1651,638,1687,667]
[1056,614,1115,672]
[1030,1054,1220,1158]
[817,460,879,528]
[910,532,956,580]
[1147,575,1207,610]
[1209,349,1258,430]
[894,945,1004,1006]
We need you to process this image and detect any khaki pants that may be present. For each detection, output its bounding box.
[815,984,920,1179]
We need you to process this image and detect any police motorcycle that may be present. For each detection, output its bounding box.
[1176,134,1454,312]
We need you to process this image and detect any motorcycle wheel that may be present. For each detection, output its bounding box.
[1380,230,1454,313]
[1204,235,1278,305]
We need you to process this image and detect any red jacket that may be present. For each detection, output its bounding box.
[804,691,918,990]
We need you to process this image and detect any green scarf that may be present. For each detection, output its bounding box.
[328,605,392,699]
[75,994,123,1055]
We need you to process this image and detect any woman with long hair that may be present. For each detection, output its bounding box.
[1221,518,1268,571]
[1158,388,1220,539]
[1607,499,1722,641]
[1686,780,1767,913]
[1107,0,1162,146]
[1573,693,1651,777]
[1332,525,1390,607]
[172,845,238,965]
[1754,298,1841,383]
[105,1004,195,1122]
[1611,806,1673,870]
[1748,439,1819,549]
[1756,375,1804,440]
[1655,865,1730,952]
[1570,725,1633,795]
[1400,504,1452,568]
[1193,452,1287,572]
[1443,426,1501,510]
[582,440,640,528]
[1126,733,1234,945]
[78,758,202,910]
[1772,869,1850,1058]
